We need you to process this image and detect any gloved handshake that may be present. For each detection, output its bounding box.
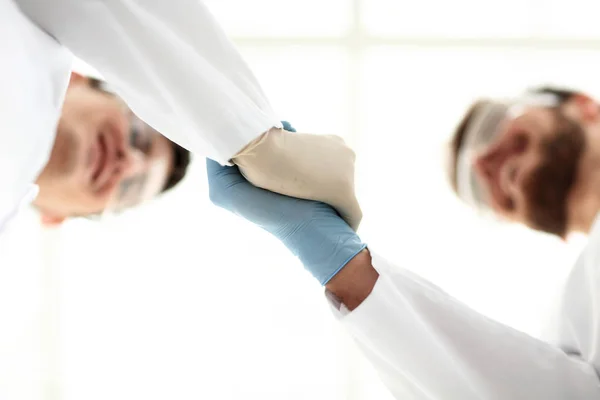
[207,122,366,285]
[230,121,362,231]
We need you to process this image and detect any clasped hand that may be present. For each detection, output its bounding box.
[206,122,366,285]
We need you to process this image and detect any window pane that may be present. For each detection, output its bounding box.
[204,0,351,37]
[238,46,351,139]
[536,0,600,38]
[362,0,535,38]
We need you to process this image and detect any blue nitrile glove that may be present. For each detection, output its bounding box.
[207,158,367,285]
[280,120,295,132]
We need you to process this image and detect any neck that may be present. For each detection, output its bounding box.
[568,153,600,234]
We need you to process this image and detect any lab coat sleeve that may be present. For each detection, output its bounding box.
[0,0,72,234]
[539,223,600,372]
[330,251,600,400]
[17,0,282,165]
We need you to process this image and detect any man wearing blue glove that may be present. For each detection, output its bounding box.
[1,0,362,239]
[207,127,600,399]
[206,157,375,309]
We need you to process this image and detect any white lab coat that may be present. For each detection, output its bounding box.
[6,1,600,398]
[0,0,280,234]
[329,219,600,399]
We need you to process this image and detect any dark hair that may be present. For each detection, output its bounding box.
[448,85,578,193]
[162,141,191,193]
[88,76,191,194]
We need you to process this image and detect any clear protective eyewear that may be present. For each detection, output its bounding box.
[101,113,172,217]
[85,80,172,220]
[455,92,561,215]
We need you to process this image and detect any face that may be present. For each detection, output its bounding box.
[34,76,174,224]
[467,96,600,237]
[474,106,585,236]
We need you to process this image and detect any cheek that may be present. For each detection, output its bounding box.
[150,137,175,174]
[488,200,521,223]
[72,175,115,212]
[35,174,115,217]
[150,135,172,157]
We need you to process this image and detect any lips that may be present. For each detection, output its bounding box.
[90,130,118,193]
[499,158,519,199]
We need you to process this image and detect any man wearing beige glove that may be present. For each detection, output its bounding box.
[207,85,600,400]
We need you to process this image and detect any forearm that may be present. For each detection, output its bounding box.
[333,252,600,399]
[19,0,280,164]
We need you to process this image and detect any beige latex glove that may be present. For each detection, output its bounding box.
[232,127,362,231]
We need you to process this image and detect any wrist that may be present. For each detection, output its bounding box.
[325,249,379,311]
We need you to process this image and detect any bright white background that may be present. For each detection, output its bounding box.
[3,0,600,399]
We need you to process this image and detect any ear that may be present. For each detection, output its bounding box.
[68,72,88,87]
[40,213,66,227]
[573,94,600,121]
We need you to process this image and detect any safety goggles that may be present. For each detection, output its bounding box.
[455,92,560,215]
[100,113,172,217]
[84,80,171,219]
